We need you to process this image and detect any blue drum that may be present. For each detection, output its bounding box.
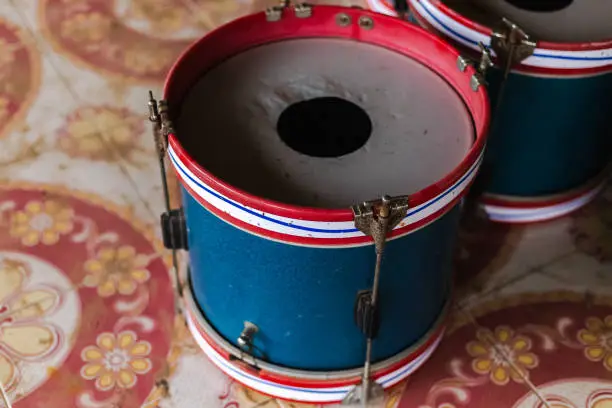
[370,0,612,223]
[159,4,488,404]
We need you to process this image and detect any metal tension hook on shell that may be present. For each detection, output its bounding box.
[266,0,312,21]
[477,42,494,76]
[352,195,409,253]
[470,42,494,90]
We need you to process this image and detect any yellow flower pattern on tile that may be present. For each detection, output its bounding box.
[591,395,612,408]
[57,107,143,161]
[125,0,241,36]
[466,326,539,386]
[60,12,112,44]
[122,47,174,75]
[385,383,406,408]
[9,200,74,246]
[577,316,612,371]
[81,331,152,391]
[82,246,151,297]
[0,258,61,390]
[126,0,196,36]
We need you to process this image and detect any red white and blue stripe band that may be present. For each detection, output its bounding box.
[367,0,612,74]
[168,138,484,247]
[481,177,606,224]
[184,288,446,404]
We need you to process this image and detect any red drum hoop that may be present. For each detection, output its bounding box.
[164,5,489,225]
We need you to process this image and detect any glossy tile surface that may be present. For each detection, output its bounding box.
[0,1,610,407]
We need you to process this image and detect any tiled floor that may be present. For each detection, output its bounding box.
[0,1,611,407]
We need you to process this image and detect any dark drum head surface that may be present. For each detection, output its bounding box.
[443,0,612,43]
[176,39,473,208]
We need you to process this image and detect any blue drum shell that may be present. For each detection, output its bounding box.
[405,0,612,205]
[483,69,612,197]
[183,188,458,371]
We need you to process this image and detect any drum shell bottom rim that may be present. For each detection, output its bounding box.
[481,170,609,224]
[182,274,448,404]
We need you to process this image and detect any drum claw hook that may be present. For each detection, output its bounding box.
[342,381,385,407]
[345,195,409,407]
[490,18,536,78]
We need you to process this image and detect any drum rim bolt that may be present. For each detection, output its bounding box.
[470,75,482,91]
[336,13,351,26]
[456,56,468,72]
[237,321,259,350]
[358,16,374,29]
[294,3,313,18]
[265,7,283,22]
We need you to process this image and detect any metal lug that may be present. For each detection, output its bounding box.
[352,195,408,252]
[354,290,380,339]
[294,3,312,18]
[457,56,469,72]
[470,74,484,91]
[457,43,492,91]
[265,6,284,21]
[477,42,494,77]
[147,91,160,125]
[237,321,259,351]
[160,209,189,250]
[341,381,385,406]
[157,99,174,149]
[491,18,536,74]
[266,0,309,22]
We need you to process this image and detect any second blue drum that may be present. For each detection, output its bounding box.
[368,0,612,223]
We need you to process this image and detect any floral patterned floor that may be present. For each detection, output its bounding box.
[0,1,611,407]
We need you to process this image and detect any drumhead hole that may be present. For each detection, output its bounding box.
[276,97,372,158]
[504,0,573,12]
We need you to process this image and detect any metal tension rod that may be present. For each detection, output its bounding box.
[147,92,183,306]
[342,195,409,407]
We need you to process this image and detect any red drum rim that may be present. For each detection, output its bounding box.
[163,5,489,239]
[183,275,448,403]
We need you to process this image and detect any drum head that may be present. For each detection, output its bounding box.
[443,0,612,43]
[177,38,474,208]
